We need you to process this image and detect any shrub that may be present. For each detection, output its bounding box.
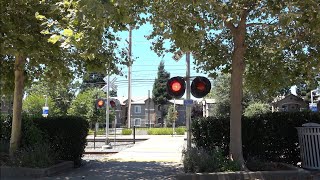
[192,112,320,165]
[33,116,89,166]
[182,147,240,173]
[147,128,172,135]
[122,128,132,135]
[175,127,186,135]
[0,115,88,167]
[0,114,47,152]
[244,101,271,117]
[11,143,58,168]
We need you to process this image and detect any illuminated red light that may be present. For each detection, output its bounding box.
[172,81,182,92]
[97,100,104,107]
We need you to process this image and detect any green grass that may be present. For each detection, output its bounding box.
[147,127,186,135]
[88,129,105,135]
[122,128,132,135]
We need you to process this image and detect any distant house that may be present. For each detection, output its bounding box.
[272,94,308,112]
[123,97,158,127]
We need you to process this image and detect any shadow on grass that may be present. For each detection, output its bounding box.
[44,160,183,180]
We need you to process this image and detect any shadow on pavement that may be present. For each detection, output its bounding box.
[45,160,183,180]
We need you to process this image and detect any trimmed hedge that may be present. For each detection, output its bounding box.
[33,116,89,166]
[122,128,132,135]
[192,112,320,165]
[0,115,88,167]
[147,127,186,135]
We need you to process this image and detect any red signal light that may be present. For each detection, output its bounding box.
[171,81,182,92]
[97,100,104,106]
[109,100,116,108]
[167,76,186,99]
[96,98,106,109]
[191,76,211,98]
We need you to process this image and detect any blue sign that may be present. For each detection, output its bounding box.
[184,99,194,106]
[42,106,49,117]
[309,103,318,112]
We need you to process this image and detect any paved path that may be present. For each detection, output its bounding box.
[43,135,186,180]
[108,135,186,163]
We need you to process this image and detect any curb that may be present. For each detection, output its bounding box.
[0,161,73,178]
[176,169,312,180]
[84,151,118,154]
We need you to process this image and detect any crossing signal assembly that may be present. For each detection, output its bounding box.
[166,76,211,99]
[95,98,120,109]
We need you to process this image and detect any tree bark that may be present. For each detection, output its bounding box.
[9,54,25,157]
[228,11,248,168]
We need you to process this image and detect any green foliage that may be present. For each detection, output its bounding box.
[10,143,58,168]
[166,105,177,126]
[244,102,271,118]
[68,88,112,124]
[192,112,320,165]
[182,147,240,173]
[209,73,273,118]
[0,115,88,166]
[22,93,59,117]
[0,114,47,150]
[25,80,77,116]
[32,116,89,166]
[147,127,185,135]
[175,127,186,135]
[121,128,132,135]
[88,129,105,135]
[152,61,171,105]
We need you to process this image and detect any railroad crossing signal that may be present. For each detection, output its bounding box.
[95,98,120,109]
[166,76,211,99]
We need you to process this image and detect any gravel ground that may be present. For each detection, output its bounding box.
[85,141,140,153]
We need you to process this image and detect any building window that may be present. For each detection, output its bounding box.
[134,105,141,113]
[134,118,141,127]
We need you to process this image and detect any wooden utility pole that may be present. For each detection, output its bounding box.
[127,27,132,128]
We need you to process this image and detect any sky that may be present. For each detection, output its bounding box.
[111,23,208,99]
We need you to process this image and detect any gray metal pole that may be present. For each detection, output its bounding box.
[148,90,151,128]
[186,52,191,149]
[106,74,110,145]
[127,27,132,128]
[173,98,176,137]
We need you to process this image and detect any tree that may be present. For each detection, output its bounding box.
[22,93,59,117]
[243,102,271,118]
[145,1,320,166]
[166,105,177,127]
[1,0,142,155]
[152,61,171,126]
[25,80,78,116]
[68,88,114,127]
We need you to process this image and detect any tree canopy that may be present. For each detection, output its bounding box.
[143,0,320,166]
[0,0,143,155]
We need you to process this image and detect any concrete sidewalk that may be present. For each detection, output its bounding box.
[107,135,186,163]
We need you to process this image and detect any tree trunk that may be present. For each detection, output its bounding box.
[229,39,245,165]
[9,55,25,157]
[226,9,248,169]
